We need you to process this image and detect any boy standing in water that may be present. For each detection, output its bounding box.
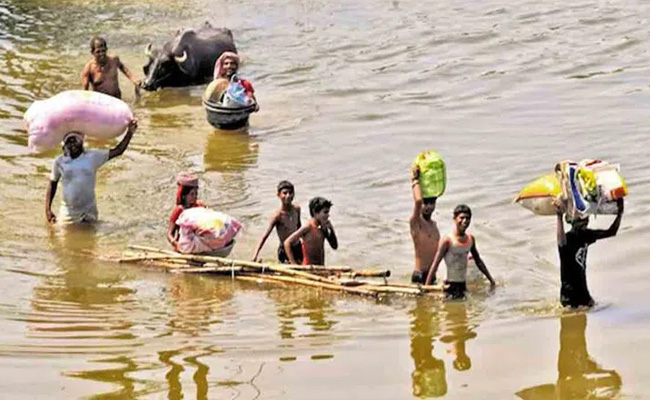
[283,197,338,266]
[82,36,141,99]
[410,165,440,284]
[251,181,302,263]
[425,205,495,299]
[555,198,624,308]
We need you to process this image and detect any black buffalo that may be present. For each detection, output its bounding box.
[142,22,237,91]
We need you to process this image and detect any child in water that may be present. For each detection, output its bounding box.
[425,204,495,299]
[251,180,303,263]
[167,172,205,251]
[555,198,624,308]
[81,36,141,99]
[283,197,338,266]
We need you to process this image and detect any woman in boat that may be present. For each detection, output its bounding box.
[207,52,259,111]
[167,172,205,251]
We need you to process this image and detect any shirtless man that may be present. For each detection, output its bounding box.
[284,197,338,266]
[81,36,141,99]
[251,180,302,263]
[410,165,440,284]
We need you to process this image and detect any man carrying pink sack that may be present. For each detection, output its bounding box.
[45,119,137,224]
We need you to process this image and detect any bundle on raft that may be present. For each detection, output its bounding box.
[121,245,442,299]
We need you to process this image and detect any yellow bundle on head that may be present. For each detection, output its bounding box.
[413,150,446,198]
[515,159,628,217]
[513,173,561,215]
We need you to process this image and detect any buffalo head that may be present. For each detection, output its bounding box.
[142,24,237,91]
[142,41,190,91]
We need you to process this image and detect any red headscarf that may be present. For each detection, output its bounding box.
[213,51,239,80]
[175,172,199,205]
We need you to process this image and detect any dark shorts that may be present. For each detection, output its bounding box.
[444,281,467,300]
[411,270,426,284]
[278,243,303,264]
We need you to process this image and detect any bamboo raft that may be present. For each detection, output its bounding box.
[119,245,443,299]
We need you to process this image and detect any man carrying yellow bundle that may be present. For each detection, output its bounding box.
[555,198,624,308]
[409,151,446,284]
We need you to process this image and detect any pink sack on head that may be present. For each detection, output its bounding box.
[24,90,133,151]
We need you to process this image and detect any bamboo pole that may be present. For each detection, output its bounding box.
[239,273,377,298]
[170,266,244,274]
[128,245,347,285]
[351,270,391,278]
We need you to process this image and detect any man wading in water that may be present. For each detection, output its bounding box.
[410,165,440,284]
[81,36,141,99]
[45,120,138,224]
[555,198,624,308]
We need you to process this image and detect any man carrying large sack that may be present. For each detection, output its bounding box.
[45,119,138,224]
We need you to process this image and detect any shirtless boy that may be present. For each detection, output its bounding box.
[251,181,302,263]
[425,204,495,299]
[283,197,338,266]
[410,165,440,284]
[81,36,141,99]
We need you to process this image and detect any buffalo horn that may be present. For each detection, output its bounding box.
[174,51,188,64]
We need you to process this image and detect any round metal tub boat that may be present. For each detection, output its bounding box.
[203,98,256,130]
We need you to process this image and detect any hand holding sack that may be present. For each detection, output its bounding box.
[515,159,627,217]
[412,150,446,198]
[176,207,242,254]
[24,90,133,151]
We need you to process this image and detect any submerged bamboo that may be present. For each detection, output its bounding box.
[238,273,377,298]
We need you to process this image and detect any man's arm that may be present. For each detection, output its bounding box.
[284,225,310,264]
[323,221,338,250]
[556,212,567,247]
[470,238,495,287]
[81,62,91,90]
[410,165,422,224]
[45,180,58,223]
[117,57,142,86]
[589,198,624,240]
[251,214,278,261]
[108,119,137,160]
[425,237,450,285]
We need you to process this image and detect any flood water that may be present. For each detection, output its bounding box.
[1,0,650,398]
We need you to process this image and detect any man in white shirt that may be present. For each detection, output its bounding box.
[45,119,137,224]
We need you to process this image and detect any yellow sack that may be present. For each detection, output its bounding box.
[413,150,446,198]
[514,173,561,216]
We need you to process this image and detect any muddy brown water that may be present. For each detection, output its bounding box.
[1,0,649,398]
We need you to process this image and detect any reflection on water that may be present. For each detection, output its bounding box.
[410,298,447,398]
[516,313,622,400]
[439,302,477,372]
[203,128,259,173]
[410,299,479,398]
[269,288,336,343]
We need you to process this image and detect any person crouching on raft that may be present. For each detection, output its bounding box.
[167,172,205,251]
[207,52,259,111]
[45,119,138,224]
